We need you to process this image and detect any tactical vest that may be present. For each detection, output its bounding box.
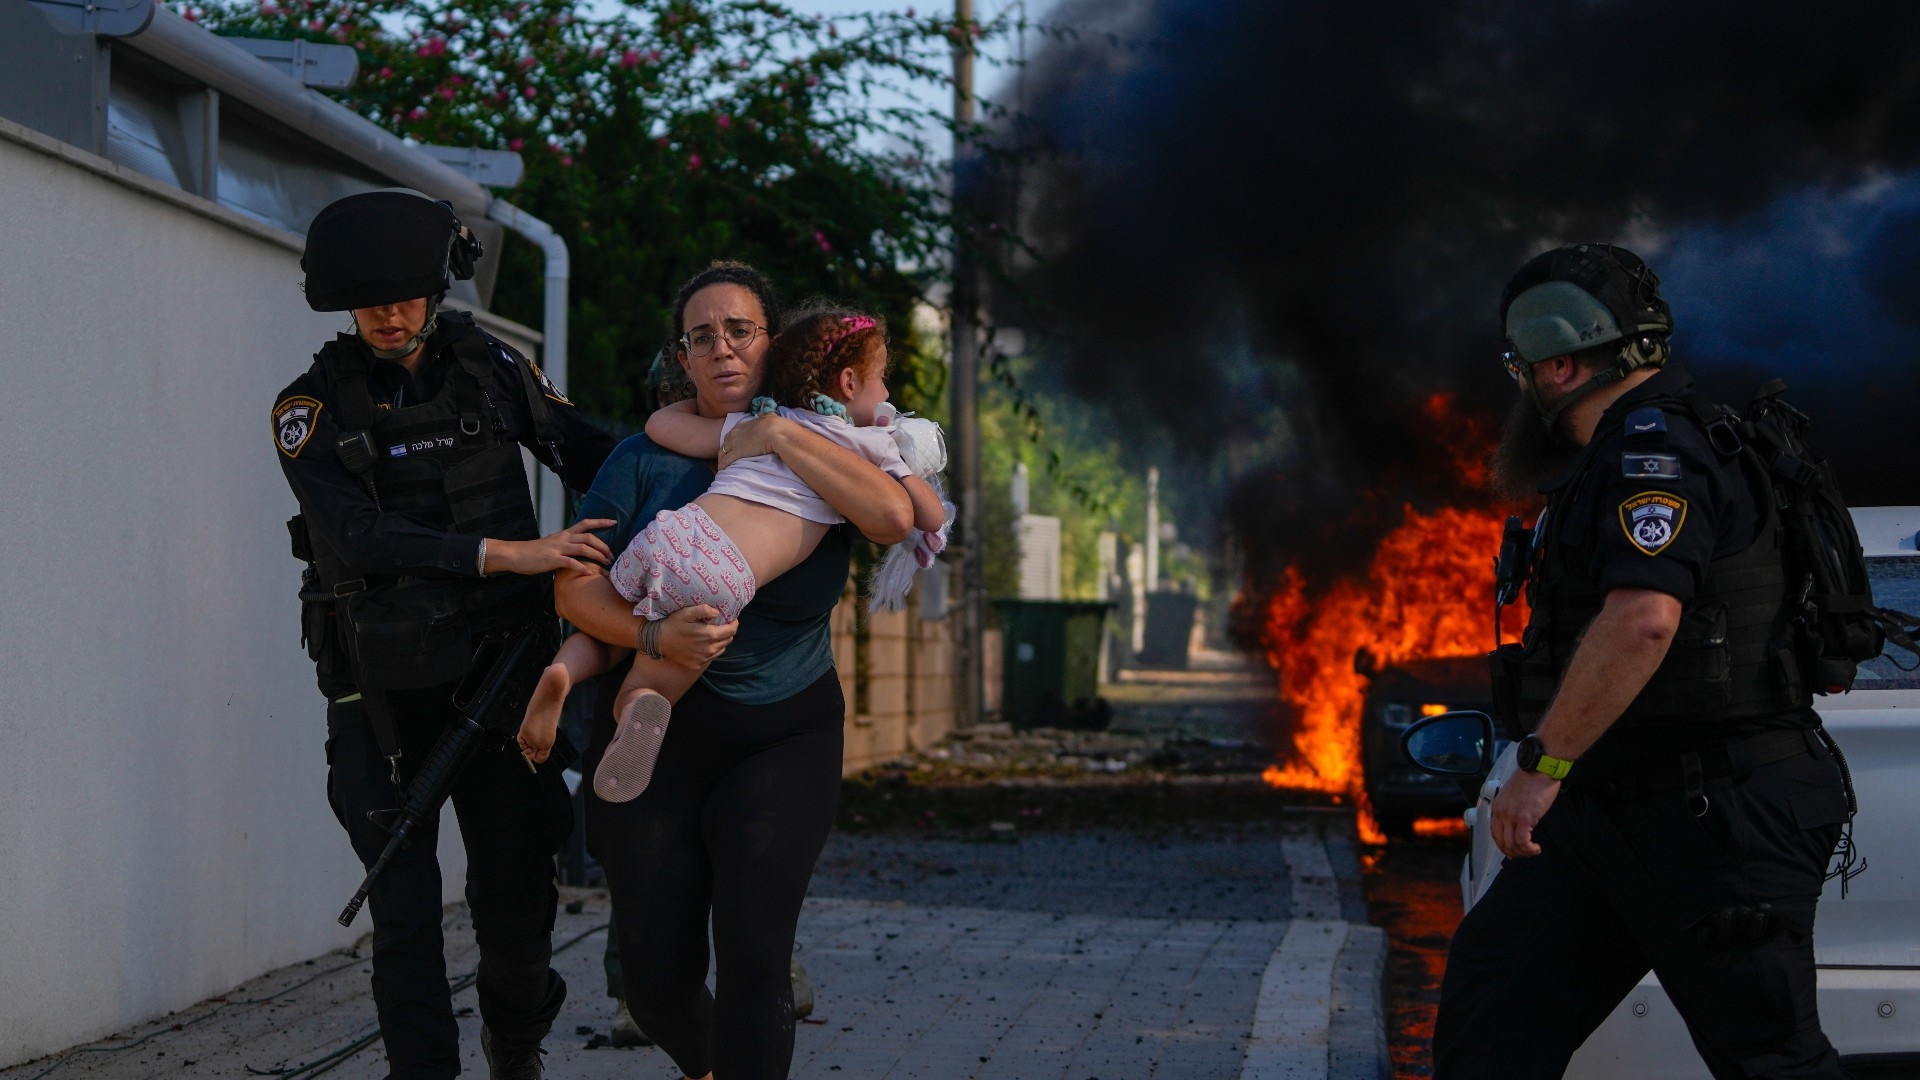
[1496,400,1807,736]
[305,313,557,689]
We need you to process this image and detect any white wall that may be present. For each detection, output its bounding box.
[0,121,473,1067]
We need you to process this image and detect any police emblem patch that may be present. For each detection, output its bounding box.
[1619,492,1687,555]
[526,357,571,405]
[273,395,323,458]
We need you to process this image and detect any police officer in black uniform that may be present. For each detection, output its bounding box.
[275,189,616,1080]
[1432,245,1851,1078]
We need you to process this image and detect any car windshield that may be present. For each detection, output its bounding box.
[1855,555,1920,689]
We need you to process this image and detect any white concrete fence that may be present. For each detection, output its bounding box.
[0,118,482,1069]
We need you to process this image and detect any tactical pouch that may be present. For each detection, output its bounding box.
[1488,644,1527,740]
[339,578,474,689]
[1625,603,1732,719]
[299,590,350,679]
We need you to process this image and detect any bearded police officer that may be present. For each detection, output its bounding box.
[1433,245,1851,1078]
[276,189,616,1079]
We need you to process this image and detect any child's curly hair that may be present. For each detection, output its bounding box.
[767,304,889,411]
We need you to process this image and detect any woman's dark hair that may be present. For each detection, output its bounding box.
[767,304,889,410]
[668,260,783,344]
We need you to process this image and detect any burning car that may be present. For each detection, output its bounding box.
[1404,506,1920,1076]
[1355,651,1493,839]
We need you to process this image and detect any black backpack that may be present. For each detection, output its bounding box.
[1679,379,1920,695]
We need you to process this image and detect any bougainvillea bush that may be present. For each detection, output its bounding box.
[197,0,1002,422]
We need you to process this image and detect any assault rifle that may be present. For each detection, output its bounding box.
[337,619,557,927]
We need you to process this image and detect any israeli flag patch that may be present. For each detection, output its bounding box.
[1620,492,1688,555]
[1622,453,1682,480]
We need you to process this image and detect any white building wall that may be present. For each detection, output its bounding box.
[0,120,471,1067]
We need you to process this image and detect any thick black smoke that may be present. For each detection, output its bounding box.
[995,0,1920,591]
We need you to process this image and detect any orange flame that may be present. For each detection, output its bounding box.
[1254,393,1529,841]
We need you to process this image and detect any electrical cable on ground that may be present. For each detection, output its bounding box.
[18,917,610,1080]
[246,921,612,1079]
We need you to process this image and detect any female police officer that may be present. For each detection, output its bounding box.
[274,189,616,1080]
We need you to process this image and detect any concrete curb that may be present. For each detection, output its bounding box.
[1330,924,1391,1080]
[1240,817,1391,1080]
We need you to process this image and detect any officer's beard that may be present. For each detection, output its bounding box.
[1488,390,1580,504]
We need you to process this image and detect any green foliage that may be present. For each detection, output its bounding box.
[979,351,1144,602]
[195,0,1007,426]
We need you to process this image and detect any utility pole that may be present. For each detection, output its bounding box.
[949,0,984,729]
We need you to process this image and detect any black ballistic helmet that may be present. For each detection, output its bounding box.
[301,189,483,312]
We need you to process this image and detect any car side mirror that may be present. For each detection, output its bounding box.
[1400,710,1496,779]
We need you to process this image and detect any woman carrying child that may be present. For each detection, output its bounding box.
[544,263,930,1080]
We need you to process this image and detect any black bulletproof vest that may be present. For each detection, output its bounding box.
[309,316,552,687]
[1507,404,1806,734]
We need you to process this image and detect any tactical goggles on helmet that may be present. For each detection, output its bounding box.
[681,318,768,357]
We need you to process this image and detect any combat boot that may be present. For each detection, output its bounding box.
[479,1025,545,1080]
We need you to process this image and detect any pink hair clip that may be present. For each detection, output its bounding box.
[820,314,879,356]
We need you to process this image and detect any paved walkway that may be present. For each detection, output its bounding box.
[0,813,1385,1080]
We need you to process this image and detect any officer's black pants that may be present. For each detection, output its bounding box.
[585,666,844,1080]
[1433,741,1849,1079]
[327,687,573,1080]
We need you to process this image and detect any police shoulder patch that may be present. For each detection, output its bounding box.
[525,356,571,405]
[1619,491,1687,555]
[274,395,322,458]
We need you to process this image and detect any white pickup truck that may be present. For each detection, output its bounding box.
[1406,507,1920,1078]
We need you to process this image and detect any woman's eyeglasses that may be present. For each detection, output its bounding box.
[682,319,768,357]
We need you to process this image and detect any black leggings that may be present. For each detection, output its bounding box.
[584,666,844,1080]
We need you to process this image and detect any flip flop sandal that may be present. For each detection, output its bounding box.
[594,690,672,803]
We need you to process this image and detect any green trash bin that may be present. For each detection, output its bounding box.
[993,600,1112,730]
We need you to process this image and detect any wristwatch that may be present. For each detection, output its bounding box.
[1517,735,1574,781]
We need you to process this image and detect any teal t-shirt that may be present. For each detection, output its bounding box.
[574,433,849,704]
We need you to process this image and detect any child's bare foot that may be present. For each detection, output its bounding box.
[516,662,572,764]
[594,690,672,803]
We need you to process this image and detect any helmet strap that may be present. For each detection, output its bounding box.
[363,297,442,362]
[1528,336,1667,429]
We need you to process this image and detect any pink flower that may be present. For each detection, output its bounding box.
[517,55,536,70]
[378,66,393,78]
[688,153,702,170]
[523,85,537,99]
[438,85,457,100]
[417,36,446,57]
[260,2,280,15]
[508,137,525,151]
[620,49,640,67]
[408,106,427,120]
[814,230,831,252]
[590,46,606,59]
[657,136,671,148]
[561,155,573,167]
[806,74,818,87]
[646,49,662,63]
[715,113,732,129]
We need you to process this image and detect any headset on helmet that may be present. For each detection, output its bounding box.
[300,189,483,313]
[1500,244,1674,427]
